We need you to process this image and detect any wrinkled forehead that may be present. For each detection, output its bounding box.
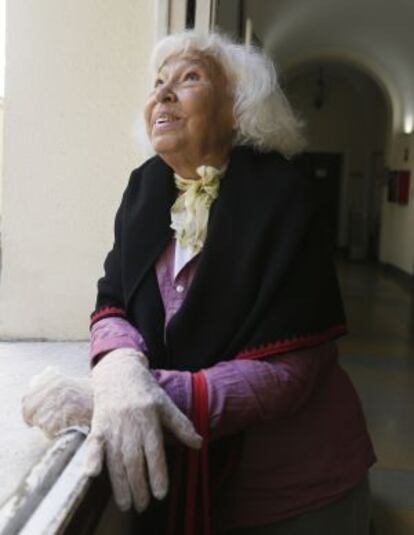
[158,51,224,79]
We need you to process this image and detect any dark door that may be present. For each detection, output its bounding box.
[294,152,343,250]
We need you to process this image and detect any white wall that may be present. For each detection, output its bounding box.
[379,133,414,274]
[0,99,3,213]
[0,1,158,339]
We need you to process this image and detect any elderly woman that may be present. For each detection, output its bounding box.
[23,31,375,535]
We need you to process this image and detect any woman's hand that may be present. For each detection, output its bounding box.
[22,367,93,438]
[83,348,202,512]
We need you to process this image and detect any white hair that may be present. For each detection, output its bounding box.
[150,30,306,158]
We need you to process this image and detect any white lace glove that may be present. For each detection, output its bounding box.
[83,348,202,512]
[21,366,93,438]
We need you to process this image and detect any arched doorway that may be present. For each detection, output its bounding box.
[283,61,389,261]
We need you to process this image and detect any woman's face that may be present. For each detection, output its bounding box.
[144,51,234,166]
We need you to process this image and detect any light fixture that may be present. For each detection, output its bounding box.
[313,67,326,110]
[403,113,413,135]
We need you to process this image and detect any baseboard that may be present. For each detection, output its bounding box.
[379,261,414,288]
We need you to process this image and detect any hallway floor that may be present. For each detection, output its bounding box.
[336,259,414,535]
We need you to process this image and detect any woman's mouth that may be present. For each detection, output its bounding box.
[153,114,182,131]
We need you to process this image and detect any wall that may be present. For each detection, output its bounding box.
[0,98,3,214]
[215,0,241,38]
[286,66,387,255]
[379,133,414,274]
[0,1,158,339]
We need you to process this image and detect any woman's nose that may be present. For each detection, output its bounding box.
[155,83,177,103]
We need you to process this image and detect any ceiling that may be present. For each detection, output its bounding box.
[244,0,414,133]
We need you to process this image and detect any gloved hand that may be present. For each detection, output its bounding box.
[83,348,202,512]
[21,366,93,438]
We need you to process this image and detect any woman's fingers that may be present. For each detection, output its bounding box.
[143,422,168,500]
[21,381,56,425]
[35,409,62,438]
[81,409,200,518]
[21,394,36,426]
[123,437,150,512]
[160,395,203,449]
[105,436,132,511]
[83,433,105,477]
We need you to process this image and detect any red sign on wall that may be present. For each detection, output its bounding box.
[387,170,410,205]
[398,170,410,205]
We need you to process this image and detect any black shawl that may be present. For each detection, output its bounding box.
[91,145,347,370]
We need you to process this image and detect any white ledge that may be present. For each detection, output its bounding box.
[0,429,90,535]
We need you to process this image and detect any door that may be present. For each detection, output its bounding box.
[294,152,343,250]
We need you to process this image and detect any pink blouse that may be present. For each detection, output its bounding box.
[90,239,376,532]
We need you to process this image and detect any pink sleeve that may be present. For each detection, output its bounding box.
[151,368,192,416]
[149,342,337,442]
[204,341,337,440]
[89,316,148,365]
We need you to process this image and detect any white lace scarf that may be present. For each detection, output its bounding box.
[170,164,227,260]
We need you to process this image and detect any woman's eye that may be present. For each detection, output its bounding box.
[184,71,200,81]
[154,78,164,88]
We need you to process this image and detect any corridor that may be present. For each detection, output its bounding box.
[337,258,414,534]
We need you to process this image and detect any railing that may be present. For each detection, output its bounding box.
[0,428,111,535]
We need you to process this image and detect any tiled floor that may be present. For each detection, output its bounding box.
[336,259,414,535]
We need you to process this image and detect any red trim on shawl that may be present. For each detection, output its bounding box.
[236,324,348,360]
[199,372,210,535]
[184,371,210,535]
[89,306,127,327]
